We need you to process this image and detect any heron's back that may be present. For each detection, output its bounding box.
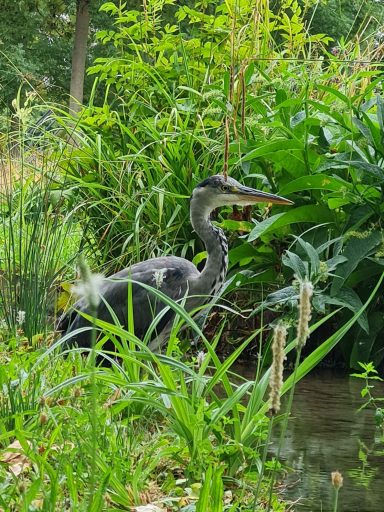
[59,255,200,348]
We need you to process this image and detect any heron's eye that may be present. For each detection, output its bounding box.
[221,185,230,192]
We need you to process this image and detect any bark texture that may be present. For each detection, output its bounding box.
[69,0,90,115]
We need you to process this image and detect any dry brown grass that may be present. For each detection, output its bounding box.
[0,159,20,194]
[0,155,44,195]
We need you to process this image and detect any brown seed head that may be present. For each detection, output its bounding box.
[331,470,343,489]
[39,412,48,425]
[39,396,53,407]
[72,386,82,398]
[18,481,27,493]
[268,323,287,415]
[297,279,313,349]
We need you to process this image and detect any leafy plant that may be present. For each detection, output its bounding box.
[231,83,384,367]
[41,0,383,370]
[0,99,81,338]
[351,361,384,429]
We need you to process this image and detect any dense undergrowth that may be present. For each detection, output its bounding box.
[0,0,384,509]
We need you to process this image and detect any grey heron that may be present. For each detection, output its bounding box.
[58,175,292,350]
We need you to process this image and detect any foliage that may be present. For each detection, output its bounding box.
[0,301,278,509]
[302,0,384,43]
[0,0,115,116]
[245,87,384,368]
[0,0,73,108]
[0,96,82,336]
[1,0,383,363]
[0,268,380,509]
[0,0,384,509]
[351,361,384,481]
[53,0,384,368]
[351,361,384,429]
[61,0,335,271]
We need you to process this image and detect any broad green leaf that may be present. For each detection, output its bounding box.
[224,269,278,293]
[346,160,384,180]
[275,88,288,106]
[282,251,307,278]
[326,255,348,272]
[352,117,375,146]
[296,238,320,277]
[228,244,258,266]
[317,84,351,106]
[211,466,224,510]
[248,206,335,242]
[327,197,352,209]
[350,312,384,368]
[319,160,384,181]
[247,213,284,241]
[196,465,211,512]
[192,251,207,266]
[324,288,368,333]
[264,286,297,307]
[331,231,382,295]
[376,94,384,134]
[100,2,120,13]
[308,100,346,126]
[236,139,304,163]
[177,85,203,97]
[280,175,349,195]
[281,272,384,397]
[218,219,254,232]
[290,110,306,127]
[244,62,255,85]
[346,260,384,287]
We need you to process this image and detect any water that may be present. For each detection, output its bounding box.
[273,371,384,512]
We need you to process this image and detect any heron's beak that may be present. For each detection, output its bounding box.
[237,186,294,205]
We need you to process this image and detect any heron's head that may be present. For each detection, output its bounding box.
[192,175,293,209]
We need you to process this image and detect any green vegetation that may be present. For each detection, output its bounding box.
[352,362,384,432]
[1,0,384,509]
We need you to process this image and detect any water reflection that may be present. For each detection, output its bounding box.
[273,371,384,512]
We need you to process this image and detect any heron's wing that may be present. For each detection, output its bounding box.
[60,256,200,347]
[105,257,199,336]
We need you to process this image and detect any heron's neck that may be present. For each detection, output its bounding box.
[190,198,228,295]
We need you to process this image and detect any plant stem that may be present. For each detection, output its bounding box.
[252,415,274,510]
[266,346,302,511]
[333,488,339,512]
[88,304,97,510]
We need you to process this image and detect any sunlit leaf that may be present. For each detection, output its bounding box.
[248,206,335,242]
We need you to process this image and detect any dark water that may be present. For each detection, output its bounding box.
[273,371,384,512]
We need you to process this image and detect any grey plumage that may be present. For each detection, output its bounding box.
[58,175,292,350]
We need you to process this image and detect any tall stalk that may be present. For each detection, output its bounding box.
[266,279,313,511]
[0,106,80,338]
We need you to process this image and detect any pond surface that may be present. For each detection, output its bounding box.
[273,371,384,512]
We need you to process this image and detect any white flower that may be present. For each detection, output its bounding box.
[16,311,26,325]
[153,269,167,289]
[72,274,104,310]
[196,351,206,368]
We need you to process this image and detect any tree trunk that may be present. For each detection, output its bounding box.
[69,0,90,115]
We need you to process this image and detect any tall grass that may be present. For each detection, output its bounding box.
[0,101,83,338]
[0,0,383,509]
[0,266,381,508]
